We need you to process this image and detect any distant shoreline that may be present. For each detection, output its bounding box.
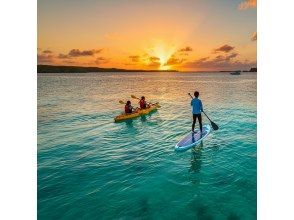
[37,65,257,73]
[37,65,178,73]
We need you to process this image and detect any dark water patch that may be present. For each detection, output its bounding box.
[227,212,241,220]
[188,201,214,220]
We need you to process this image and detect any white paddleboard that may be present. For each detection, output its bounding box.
[175,124,211,152]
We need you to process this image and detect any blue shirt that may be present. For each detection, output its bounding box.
[191,98,203,114]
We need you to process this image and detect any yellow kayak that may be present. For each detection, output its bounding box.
[114,103,160,122]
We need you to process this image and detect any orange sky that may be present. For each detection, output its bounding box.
[38,0,256,71]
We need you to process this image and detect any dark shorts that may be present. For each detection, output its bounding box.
[193,113,202,122]
[193,113,201,118]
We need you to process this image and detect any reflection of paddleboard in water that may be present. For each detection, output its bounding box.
[189,142,203,173]
[175,125,211,152]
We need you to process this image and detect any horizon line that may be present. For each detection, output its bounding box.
[37,64,257,73]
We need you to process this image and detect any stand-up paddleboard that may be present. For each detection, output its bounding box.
[175,124,211,152]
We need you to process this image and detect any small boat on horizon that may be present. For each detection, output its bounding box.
[230,70,241,75]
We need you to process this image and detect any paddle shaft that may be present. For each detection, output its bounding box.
[201,111,212,121]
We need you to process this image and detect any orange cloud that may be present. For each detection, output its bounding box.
[214,44,235,53]
[148,56,161,67]
[94,57,109,65]
[165,55,185,66]
[178,46,193,52]
[37,54,54,64]
[68,49,102,57]
[129,55,140,62]
[149,56,160,62]
[183,52,255,70]
[58,53,71,59]
[43,50,52,54]
[238,0,257,10]
[55,48,104,61]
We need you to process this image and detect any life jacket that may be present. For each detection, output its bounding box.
[125,105,132,113]
[139,100,146,109]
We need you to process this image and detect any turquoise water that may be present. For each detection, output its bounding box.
[38,72,256,219]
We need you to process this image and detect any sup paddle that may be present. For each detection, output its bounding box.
[188,93,219,130]
[131,95,160,107]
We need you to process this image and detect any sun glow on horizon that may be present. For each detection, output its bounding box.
[147,42,177,70]
[159,65,171,70]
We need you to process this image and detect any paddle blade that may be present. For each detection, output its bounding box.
[154,103,161,108]
[119,100,125,104]
[131,95,139,99]
[210,121,219,130]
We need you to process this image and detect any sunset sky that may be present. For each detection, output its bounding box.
[38,0,256,71]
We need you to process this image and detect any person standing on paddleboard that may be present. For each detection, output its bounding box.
[190,91,203,133]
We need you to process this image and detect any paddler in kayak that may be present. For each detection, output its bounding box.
[125,100,137,114]
[191,91,203,133]
[139,96,151,109]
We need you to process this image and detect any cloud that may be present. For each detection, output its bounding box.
[58,53,71,59]
[251,32,257,41]
[214,53,239,62]
[37,54,54,63]
[128,54,161,68]
[94,57,109,65]
[63,60,76,64]
[129,55,140,62]
[148,56,161,67]
[179,53,189,56]
[238,0,257,10]
[56,48,103,60]
[68,49,102,57]
[214,44,235,53]
[43,50,52,54]
[183,53,255,70]
[149,56,160,62]
[165,55,185,66]
[178,46,193,52]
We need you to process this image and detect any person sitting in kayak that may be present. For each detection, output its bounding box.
[191,91,203,133]
[139,96,149,109]
[125,100,134,114]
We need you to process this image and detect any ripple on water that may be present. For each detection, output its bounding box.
[38,72,256,219]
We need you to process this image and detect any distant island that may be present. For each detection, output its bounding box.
[37,65,257,73]
[220,67,257,73]
[244,67,257,72]
[37,65,178,73]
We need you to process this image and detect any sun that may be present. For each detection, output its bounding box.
[147,42,177,70]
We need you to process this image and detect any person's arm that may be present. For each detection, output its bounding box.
[191,99,193,106]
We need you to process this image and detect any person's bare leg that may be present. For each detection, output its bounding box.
[199,115,203,133]
[192,114,196,132]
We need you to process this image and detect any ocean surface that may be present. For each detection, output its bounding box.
[38,72,257,219]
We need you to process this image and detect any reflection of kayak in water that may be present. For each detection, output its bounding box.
[175,125,211,152]
[114,103,160,122]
